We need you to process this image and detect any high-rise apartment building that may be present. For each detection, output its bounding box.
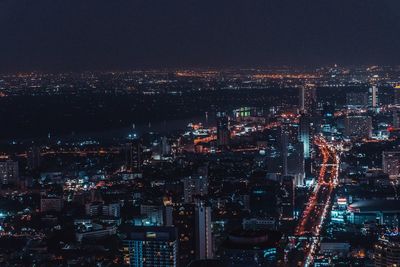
[123,226,178,267]
[374,235,400,267]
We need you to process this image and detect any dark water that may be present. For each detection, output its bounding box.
[68,113,215,141]
[1,113,215,145]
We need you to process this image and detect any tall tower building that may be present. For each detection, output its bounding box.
[281,130,289,176]
[370,84,379,108]
[183,174,208,203]
[216,112,230,147]
[287,142,305,186]
[195,201,213,260]
[125,139,142,172]
[280,176,295,220]
[173,204,196,266]
[299,115,311,159]
[299,84,316,114]
[299,86,305,112]
[27,146,41,171]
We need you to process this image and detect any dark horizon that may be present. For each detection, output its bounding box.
[1,0,400,72]
[3,64,399,76]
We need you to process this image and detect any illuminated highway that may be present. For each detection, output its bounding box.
[295,136,339,266]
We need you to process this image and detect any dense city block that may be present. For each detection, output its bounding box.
[1,67,400,266]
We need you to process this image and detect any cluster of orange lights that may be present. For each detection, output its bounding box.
[193,135,217,145]
[175,71,218,78]
[295,137,337,236]
[252,74,319,80]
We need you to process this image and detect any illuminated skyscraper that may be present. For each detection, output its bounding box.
[280,176,295,220]
[195,201,213,260]
[299,84,316,114]
[299,115,311,159]
[173,201,213,265]
[287,142,305,186]
[173,204,196,266]
[125,138,142,172]
[123,226,178,267]
[370,85,379,108]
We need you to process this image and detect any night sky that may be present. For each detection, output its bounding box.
[1,0,400,72]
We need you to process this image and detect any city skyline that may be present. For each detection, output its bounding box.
[2,1,400,266]
[1,66,400,266]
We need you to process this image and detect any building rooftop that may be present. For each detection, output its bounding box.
[121,225,178,241]
[222,230,282,250]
